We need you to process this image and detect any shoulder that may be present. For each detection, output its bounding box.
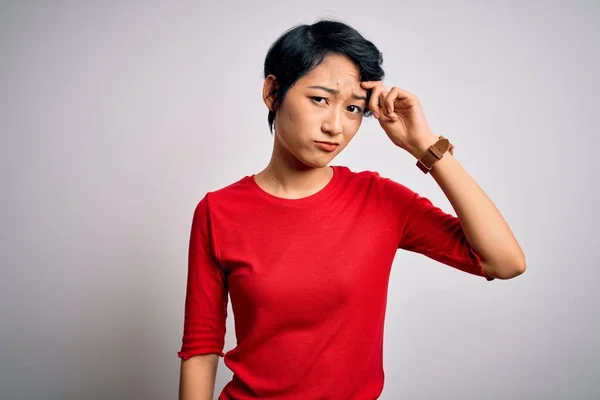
[207,174,255,200]
[337,165,414,198]
[334,164,381,187]
[190,174,255,217]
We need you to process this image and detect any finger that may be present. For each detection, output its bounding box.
[360,80,381,88]
[361,81,384,116]
[370,88,385,118]
[391,86,419,106]
[385,87,400,115]
[367,86,380,117]
[379,90,390,117]
[364,82,387,118]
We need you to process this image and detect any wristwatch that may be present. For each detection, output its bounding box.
[416,135,454,174]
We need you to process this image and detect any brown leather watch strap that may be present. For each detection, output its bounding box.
[416,135,454,174]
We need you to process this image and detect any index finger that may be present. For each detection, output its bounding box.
[360,80,384,88]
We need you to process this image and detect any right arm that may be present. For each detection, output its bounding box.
[177,194,229,399]
[179,354,219,400]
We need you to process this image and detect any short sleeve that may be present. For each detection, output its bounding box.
[376,174,494,281]
[177,194,229,360]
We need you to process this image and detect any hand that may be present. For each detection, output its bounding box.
[360,81,439,158]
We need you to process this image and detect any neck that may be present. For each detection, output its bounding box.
[255,141,333,199]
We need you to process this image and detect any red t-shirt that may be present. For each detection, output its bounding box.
[177,165,493,399]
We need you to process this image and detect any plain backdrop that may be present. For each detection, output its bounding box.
[1,1,599,399]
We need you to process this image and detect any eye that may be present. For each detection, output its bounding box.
[311,96,363,115]
[347,105,363,114]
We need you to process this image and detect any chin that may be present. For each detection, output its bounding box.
[306,155,337,169]
[290,153,328,170]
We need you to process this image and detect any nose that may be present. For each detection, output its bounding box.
[321,109,343,136]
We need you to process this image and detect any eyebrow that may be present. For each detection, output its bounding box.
[307,85,367,101]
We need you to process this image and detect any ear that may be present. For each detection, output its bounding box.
[262,74,279,111]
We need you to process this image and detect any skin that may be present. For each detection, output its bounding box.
[257,53,525,279]
[256,53,366,199]
[180,45,527,400]
[181,55,368,400]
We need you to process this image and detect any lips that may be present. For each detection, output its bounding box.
[315,141,339,152]
[315,141,339,145]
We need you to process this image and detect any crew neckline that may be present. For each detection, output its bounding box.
[247,165,341,206]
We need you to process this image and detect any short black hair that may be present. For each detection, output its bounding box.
[263,18,385,134]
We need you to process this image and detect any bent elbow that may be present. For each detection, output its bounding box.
[497,258,527,279]
[512,251,527,276]
[516,257,527,275]
[483,253,526,280]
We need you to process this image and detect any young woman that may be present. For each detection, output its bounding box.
[178,19,525,400]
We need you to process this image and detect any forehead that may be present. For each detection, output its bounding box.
[301,54,361,86]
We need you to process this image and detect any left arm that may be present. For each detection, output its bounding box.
[406,135,526,280]
[361,80,526,280]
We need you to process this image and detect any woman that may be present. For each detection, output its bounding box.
[178,19,525,400]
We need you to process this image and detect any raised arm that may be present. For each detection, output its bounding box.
[408,135,526,280]
[360,80,526,280]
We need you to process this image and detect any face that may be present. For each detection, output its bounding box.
[263,53,367,169]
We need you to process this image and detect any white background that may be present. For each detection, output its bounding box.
[1,0,598,398]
